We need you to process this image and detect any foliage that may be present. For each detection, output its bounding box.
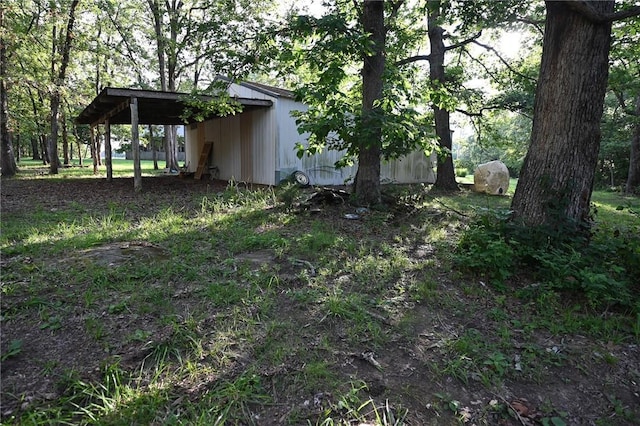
[455,111,531,177]
[456,206,640,311]
[264,2,438,171]
[598,17,640,189]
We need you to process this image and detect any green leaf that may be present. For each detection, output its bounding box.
[1,339,23,361]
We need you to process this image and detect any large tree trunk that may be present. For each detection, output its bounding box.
[625,93,640,194]
[0,6,17,177]
[354,0,385,205]
[429,2,458,191]
[511,1,614,227]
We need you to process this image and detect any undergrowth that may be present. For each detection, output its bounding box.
[455,207,640,314]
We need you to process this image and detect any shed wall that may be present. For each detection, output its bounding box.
[185,81,435,186]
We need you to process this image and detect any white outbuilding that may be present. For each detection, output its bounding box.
[184,80,436,186]
[76,80,436,189]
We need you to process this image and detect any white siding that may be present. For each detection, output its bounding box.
[185,124,199,171]
[248,108,277,185]
[380,151,436,184]
[227,83,275,101]
[184,81,435,186]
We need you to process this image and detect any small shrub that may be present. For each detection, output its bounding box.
[455,167,468,178]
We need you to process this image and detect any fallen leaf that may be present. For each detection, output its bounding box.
[510,400,530,416]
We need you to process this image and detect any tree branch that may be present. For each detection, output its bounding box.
[444,31,482,52]
[566,1,640,23]
[395,53,433,66]
[513,17,544,36]
[471,39,537,84]
[395,32,481,67]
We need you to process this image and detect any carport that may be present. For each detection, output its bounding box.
[75,87,272,191]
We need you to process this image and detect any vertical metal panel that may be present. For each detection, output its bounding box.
[184,125,197,172]
[241,113,253,182]
[210,115,242,181]
[248,108,277,185]
[381,151,436,184]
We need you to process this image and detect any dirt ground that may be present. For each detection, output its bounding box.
[1,175,639,425]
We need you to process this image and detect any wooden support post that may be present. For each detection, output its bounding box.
[131,97,142,192]
[90,125,98,174]
[105,119,113,181]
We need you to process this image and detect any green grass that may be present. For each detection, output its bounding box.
[1,167,639,425]
[14,158,166,178]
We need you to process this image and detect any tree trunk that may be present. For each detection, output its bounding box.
[40,134,49,165]
[511,1,614,227]
[90,126,98,174]
[95,127,102,166]
[429,2,458,191]
[625,92,640,194]
[49,92,63,173]
[0,6,18,177]
[48,0,79,175]
[354,0,385,205]
[62,110,70,166]
[77,143,83,166]
[31,137,41,160]
[150,125,158,170]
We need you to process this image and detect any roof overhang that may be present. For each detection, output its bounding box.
[75,87,273,126]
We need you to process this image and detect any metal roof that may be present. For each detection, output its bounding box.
[75,87,273,126]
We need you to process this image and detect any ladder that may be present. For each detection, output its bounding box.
[194,142,213,180]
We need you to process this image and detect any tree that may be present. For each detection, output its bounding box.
[272,1,541,202]
[354,0,385,203]
[511,1,640,228]
[0,3,18,176]
[48,0,80,174]
[606,16,640,194]
[270,2,439,204]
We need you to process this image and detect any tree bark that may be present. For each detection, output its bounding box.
[90,126,98,174]
[625,93,640,194]
[511,1,614,227]
[105,119,113,181]
[429,2,459,191]
[40,134,49,165]
[62,109,70,166]
[354,0,385,205]
[131,97,142,192]
[0,5,18,177]
[31,137,41,160]
[150,125,158,170]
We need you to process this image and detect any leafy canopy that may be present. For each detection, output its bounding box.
[264,1,438,169]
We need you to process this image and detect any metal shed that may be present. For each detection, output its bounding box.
[76,83,436,190]
[184,80,436,186]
